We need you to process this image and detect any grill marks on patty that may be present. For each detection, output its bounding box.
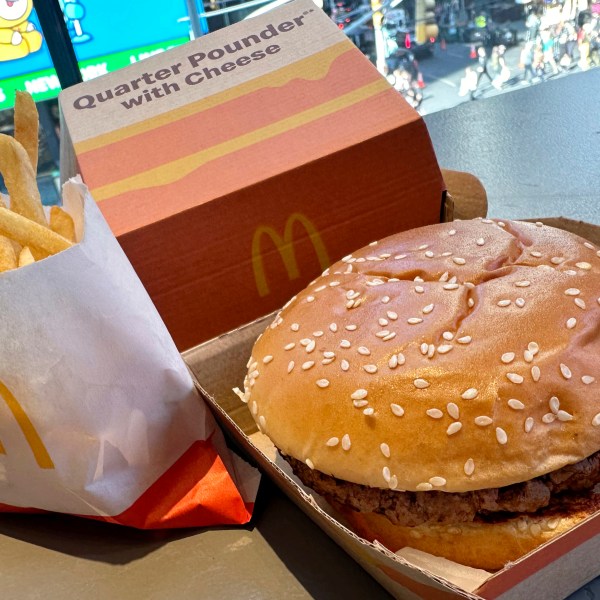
[285,451,600,526]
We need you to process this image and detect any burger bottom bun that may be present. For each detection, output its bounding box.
[331,494,600,571]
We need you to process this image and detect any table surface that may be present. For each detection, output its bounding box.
[3,70,600,600]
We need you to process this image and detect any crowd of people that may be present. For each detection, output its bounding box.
[459,4,599,99]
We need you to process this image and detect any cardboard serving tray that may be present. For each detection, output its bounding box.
[183,217,600,600]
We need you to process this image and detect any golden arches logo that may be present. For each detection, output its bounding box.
[0,380,53,469]
[252,213,330,297]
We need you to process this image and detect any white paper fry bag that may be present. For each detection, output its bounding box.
[0,178,259,528]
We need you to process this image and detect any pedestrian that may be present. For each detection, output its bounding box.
[519,41,536,84]
[469,46,493,99]
[540,29,559,75]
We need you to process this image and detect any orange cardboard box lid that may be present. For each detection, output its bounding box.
[60,0,445,349]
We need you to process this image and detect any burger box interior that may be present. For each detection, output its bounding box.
[53,1,600,598]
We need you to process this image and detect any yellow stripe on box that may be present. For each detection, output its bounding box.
[75,40,355,154]
[92,78,390,202]
[0,380,54,469]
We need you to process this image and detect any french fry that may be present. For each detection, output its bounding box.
[18,246,35,267]
[0,235,17,272]
[0,207,72,255]
[28,246,50,261]
[50,206,76,242]
[0,134,47,227]
[14,91,39,174]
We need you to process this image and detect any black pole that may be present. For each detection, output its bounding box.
[33,0,82,89]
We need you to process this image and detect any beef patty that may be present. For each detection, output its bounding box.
[284,451,600,526]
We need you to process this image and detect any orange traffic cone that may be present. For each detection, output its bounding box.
[417,71,425,88]
[441,38,447,50]
[470,44,477,59]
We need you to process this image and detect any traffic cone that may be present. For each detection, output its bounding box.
[441,38,447,50]
[417,71,425,88]
[470,44,477,59]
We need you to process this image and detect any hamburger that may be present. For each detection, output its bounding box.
[236,218,600,570]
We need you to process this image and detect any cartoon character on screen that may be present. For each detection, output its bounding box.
[59,0,91,44]
[0,0,43,61]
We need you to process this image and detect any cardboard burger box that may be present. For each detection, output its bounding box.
[60,0,445,351]
[182,215,600,600]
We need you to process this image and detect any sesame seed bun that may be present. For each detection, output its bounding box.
[333,491,600,571]
[242,219,600,494]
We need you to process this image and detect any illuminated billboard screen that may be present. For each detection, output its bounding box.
[0,1,191,111]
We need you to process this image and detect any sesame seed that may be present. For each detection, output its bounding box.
[305,458,314,469]
[329,281,340,287]
[453,257,466,265]
[515,281,531,288]
[496,427,508,445]
[300,338,311,346]
[342,254,353,262]
[314,285,327,293]
[394,254,407,260]
[498,222,506,228]
[507,373,524,384]
[528,342,539,355]
[430,476,447,487]
[306,340,316,353]
[259,415,267,429]
[497,299,512,307]
[422,304,435,314]
[390,403,405,417]
[351,389,368,400]
[329,323,338,333]
[443,283,460,290]
[501,352,515,364]
[287,361,295,373]
[524,350,534,363]
[551,257,564,265]
[574,298,586,310]
[584,242,596,250]
[475,416,493,426]
[447,403,460,420]
[457,336,472,344]
[307,296,315,303]
[316,379,330,388]
[464,458,475,476]
[468,298,475,308]
[353,400,368,408]
[449,276,458,284]
[389,475,398,490]
[250,401,258,416]
[427,343,436,359]
[326,437,339,447]
[358,346,371,356]
[408,317,423,324]
[582,376,595,385]
[291,323,300,332]
[342,434,351,450]
[387,311,398,320]
[426,408,444,419]
[418,244,429,250]
[415,286,425,294]
[363,408,375,416]
[232,387,246,402]
[508,399,525,410]
[565,288,581,296]
[414,378,430,389]
[557,410,573,421]
[340,340,351,348]
[322,358,334,365]
[464,282,475,289]
[531,251,542,258]
[382,466,391,483]
[549,396,560,413]
[516,298,526,308]
[482,219,493,223]
[397,353,406,365]
[263,355,274,364]
[284,343,296,351]
[388,355,398,369]
[560,363,572,379]
[380,253,391,259]
[547,518,560,530]
[346,290,359,300]
[341,359,350,371]
[449,229,457,236]
[364,364,378,374]
[461,388,479,400]
[439,272,450,283]
[543,413,557,424]
[531,366,541,382]
[380,443,391,458]
[447,422,462,435]
[525,417,534,433]
[443,331,454,341]
[302,361,315,370]
[323,351,335,359]
[415,276,425,283]
[576,262,592,270]
[313,331,324,337]
[345,324,357,331]
[376,330,391,338]
[382,295,391,303]
[420,343,428,355]
[425,250,435,258]
[378,318,389,327]
[416,483,433,491]
[476,238,485,246]
[592,414,600,427]
[566,317,577,329]
[438,345,453,354]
